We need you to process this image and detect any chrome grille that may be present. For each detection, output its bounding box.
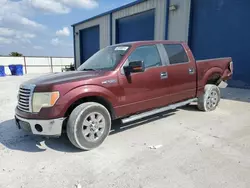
[17,85,35,112]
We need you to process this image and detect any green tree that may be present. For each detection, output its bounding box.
[9,52,23,57]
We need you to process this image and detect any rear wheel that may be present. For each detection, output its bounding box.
[67,102,111,150]
[197,84,220,112]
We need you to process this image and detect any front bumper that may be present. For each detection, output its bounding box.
[15,115,65,136]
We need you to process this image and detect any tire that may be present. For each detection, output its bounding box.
[67,102,111,150]
[197,84,221,112]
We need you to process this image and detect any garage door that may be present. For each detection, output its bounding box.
[189,0,250,88]
[80,25,100,64]
[116,9,155,43]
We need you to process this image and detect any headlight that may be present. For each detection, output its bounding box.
[32,91,60,113]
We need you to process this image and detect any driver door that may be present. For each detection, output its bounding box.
[116,44,169,117]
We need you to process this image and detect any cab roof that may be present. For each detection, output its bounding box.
[110,40,185,47]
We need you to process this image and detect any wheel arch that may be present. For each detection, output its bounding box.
[206,72,222,85]
[64,96,116,120]
[203,67,223,86]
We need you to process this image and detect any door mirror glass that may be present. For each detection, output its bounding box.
[124,60,144,74]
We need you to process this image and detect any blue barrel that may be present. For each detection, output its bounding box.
[9,64,16,75]
[15,64,24,76]
[0,65,5,77]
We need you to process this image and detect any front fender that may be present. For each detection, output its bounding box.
[57,85,119,115]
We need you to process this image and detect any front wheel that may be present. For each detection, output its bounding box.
[67,102,111,150]
[197,84,221,112]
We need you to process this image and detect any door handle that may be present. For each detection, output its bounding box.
[160,72,168,79]
[188,68,195,75]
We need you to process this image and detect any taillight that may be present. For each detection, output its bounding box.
[229,61,233,72]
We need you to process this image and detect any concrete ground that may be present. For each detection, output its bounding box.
[0,75,250,188]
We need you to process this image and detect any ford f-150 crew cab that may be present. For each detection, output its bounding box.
[15,40,233,150]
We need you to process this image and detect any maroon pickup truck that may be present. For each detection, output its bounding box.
[15,40,233,150]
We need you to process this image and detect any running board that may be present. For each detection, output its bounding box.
[122,98,196,124]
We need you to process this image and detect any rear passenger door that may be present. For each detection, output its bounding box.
[163,44,196,103]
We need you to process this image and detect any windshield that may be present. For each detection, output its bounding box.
[77,45,131,71]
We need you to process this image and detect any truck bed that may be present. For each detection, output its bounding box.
[196,57,232,94]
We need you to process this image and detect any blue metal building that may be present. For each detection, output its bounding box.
[72,0,250,88]
[189,0,250,88]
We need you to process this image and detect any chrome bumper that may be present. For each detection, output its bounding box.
[15,115,65,136]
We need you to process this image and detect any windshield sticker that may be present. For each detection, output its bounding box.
[115,46,129,51]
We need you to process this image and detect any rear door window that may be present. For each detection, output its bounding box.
[163,44,189,65]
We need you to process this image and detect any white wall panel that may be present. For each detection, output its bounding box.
[53,66,64,73]
[25,57,51,66]
[26,67,51,74]
[0,56,74,75]
[0,57,24,66]
[52,58,74,66]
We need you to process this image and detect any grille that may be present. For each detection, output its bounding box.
[18,85,35,112]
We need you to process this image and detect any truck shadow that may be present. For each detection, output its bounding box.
[0,119,79,153]
[179,104,200,112]
[110,110,176,135]
[0,110,176,153]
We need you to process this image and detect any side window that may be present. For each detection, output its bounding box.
[164,44,189,65]
[128,45,162,69]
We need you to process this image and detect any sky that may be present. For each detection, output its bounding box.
[0,0,135,57]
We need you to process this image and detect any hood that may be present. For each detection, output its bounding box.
[23,71,107,86]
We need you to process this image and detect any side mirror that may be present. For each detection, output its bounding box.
[124,60,144,74]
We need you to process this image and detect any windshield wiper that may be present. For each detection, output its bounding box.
[82,68,96,71]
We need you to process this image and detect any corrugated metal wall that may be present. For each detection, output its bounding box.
[74,15,110,66]
[116,9,155,43]
[112,0,167,44]
[73,0,191,68]
[80,25,100,63]
[73,0,250,89]
[189,0,250,88]
[167,0,191,42]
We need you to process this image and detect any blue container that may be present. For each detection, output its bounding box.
[0,65,5,77]
[15,64,24,76]
[9,64,16,75]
